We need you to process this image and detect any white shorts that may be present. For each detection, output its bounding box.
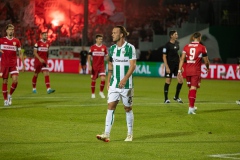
[107,87,134,107]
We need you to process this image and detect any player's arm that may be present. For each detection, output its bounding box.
[202,46,210,73]
[163,47,170,73]
[33,48,45,63]
[107,57,113,90]
[19,49,25,72]
[178,51,186,75]
[119,59,136,89]
[203,56,210,73]
[87,52,92,73]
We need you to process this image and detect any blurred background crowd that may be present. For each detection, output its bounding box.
[0,0,239,62]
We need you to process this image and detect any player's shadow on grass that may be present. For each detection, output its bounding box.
[201,108,240,113]
[125,132,195,141]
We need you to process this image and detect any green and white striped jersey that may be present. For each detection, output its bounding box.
[109,41,136,89]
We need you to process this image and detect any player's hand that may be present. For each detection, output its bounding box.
[204,68,209,74]
[0,50,3,53]
[88,66,92,74]
[166,67,170,74]
[39,58,45,64]
[118,79,126,89]
[21,65,25,72]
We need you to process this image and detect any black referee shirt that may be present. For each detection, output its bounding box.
[162,41,180,64]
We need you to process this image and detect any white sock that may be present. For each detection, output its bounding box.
[126,110,134,135]
[104,109,115,135]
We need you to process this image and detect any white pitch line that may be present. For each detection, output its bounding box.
[0,101,239,109]
[209,153,240,159]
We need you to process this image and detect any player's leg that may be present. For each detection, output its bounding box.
[99,72,106,98]
[164,64,173,103]
[96,87,119,142]
[187,75,200,114]
[174,65,183,103]
[122,89,134,141]
[1,67,9,106]
[2,78,8,106]
[82,64,86,74]
[8,67,19,105]
[32,64,41,93]
[43,70,55,94]
[91,69,97,98]
[32,73,38,93]
[164,77,171,103]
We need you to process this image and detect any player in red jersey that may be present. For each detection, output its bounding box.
[88,34,108,98]
[0,24,25,106]
[32,32,55,94]
[178,32,210,114]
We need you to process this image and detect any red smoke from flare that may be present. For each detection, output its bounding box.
[50,11,66,27]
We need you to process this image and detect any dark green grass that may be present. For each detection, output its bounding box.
[0,72,239,160]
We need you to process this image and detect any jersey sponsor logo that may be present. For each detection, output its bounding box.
[1,44,17,51]
[187,60,196,63]
[92,51,104,56]
[38,47,49,52]
[114,59,129,62]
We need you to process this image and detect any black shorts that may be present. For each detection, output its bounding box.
[164,62,179,78]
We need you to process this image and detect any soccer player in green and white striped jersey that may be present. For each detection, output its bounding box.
[96,25,136,142]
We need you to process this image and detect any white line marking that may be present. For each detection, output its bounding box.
[209,153,240,159]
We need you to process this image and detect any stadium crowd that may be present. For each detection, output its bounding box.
[0,0,239,60]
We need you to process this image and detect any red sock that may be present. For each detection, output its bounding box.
[2,83,8,100]
[45,75,50,89]
[10,83,18,95]
[91,81,96,94]
[100,81,105,92]
[32,75,37,88]
[188,89,197,108]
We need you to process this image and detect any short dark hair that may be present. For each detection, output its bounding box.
[5,24,14,31]
[169,30,177,38]
[95,34,103,39]
[115,25,129,38]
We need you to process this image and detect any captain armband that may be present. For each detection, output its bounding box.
[109,57,113,62]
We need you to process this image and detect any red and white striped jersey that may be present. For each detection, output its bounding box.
[34,40,50,63]
[89,44,108,69]
[0,37,21,67]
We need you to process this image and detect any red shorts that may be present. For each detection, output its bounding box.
[1,66,19,79]
[186,75,201,88]
[34,63,49,73]
[91,66,106,80]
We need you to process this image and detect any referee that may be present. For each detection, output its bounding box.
[162,30,183,104]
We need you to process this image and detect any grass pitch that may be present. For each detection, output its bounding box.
[0,72,239,160]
